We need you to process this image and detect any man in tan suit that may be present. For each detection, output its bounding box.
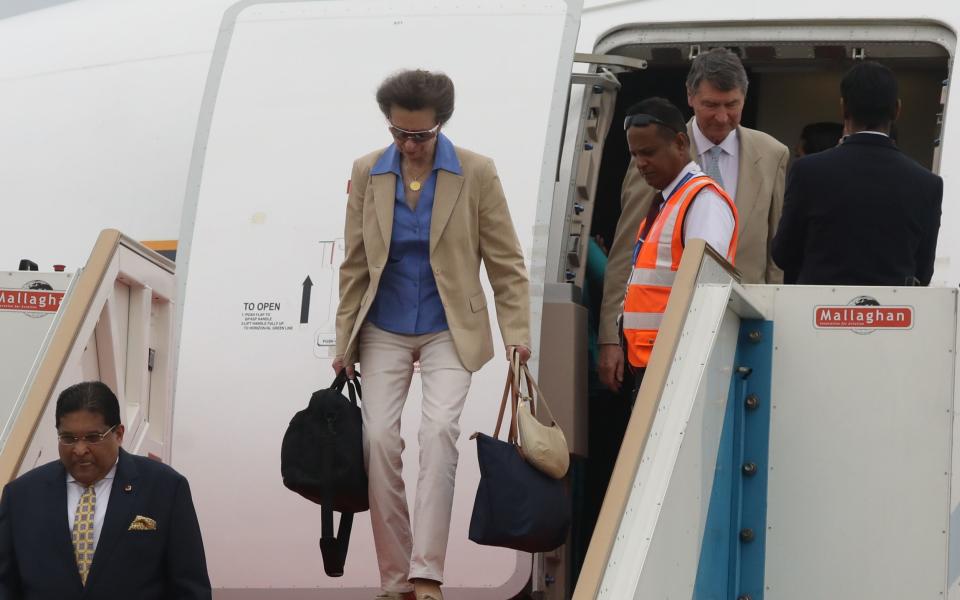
[598,48,789,391]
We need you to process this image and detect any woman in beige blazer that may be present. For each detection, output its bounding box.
[332,70,531,600]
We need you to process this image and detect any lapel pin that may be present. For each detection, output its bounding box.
[124,484,133,493]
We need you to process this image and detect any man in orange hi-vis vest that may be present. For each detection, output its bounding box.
[620,97,740,400]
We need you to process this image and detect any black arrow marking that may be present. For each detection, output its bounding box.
[300,276,313,324]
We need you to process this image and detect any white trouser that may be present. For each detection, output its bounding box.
[358,323,472,592]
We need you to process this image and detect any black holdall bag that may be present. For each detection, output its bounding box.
[468,367,571,553]
[281,371,368,577]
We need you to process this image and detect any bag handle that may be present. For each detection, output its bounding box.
[492,361,521,444]
[511,352,525,409]
[332,371,362,407]
[519,364,559,426]
[512,353,531,447]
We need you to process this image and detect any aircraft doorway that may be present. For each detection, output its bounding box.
[574,34,949,593]
[590,40,949,249]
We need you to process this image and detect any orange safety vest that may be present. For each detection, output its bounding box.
[622,174,739,368]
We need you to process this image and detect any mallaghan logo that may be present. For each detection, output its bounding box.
[814,295,913,334]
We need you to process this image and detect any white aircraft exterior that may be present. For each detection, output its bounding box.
[1,0,955,281]
[1,1,958,599]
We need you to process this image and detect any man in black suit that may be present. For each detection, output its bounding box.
[0,381,211,599]
[772,61,942,285]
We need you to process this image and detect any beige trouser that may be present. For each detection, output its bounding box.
[358,323,472,593]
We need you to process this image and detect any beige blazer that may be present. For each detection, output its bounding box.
[598,121,788,344]
[335,146,530,372]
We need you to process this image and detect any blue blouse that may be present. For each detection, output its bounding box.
[366,133,462,335]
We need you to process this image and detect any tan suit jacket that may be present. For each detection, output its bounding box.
[335,146,530,372]
[598,120,788,344]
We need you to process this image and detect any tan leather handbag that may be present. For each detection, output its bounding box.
[512,354,570,479]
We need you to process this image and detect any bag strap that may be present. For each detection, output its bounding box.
[512,351,525,407]
[315,407,354,577]
[333,371,363,407]
[319,508,353,577]
[493,369,511,439]
[492,362,520,444]
[509,359,521,444]
[346,376,362,407]
[520,364,559,425]
[332,369,348,391]
[510,352,530,445]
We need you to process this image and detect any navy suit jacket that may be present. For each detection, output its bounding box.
[772,132,942,285]
[0,448,211,599]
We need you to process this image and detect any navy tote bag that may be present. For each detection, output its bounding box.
[468,368,570,553]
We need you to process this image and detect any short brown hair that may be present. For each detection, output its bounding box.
[376,69,455,126]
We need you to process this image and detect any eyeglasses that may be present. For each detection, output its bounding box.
[58,424,118,446]
[623,113,682,134]
[388,122,440,143]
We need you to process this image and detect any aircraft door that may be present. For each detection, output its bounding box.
[537,52,646,600]
[172,1,584,597]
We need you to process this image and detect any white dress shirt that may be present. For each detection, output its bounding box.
[660,161,736,257]
[844,130,889,139]
[66,461,117,552]
[692,120,739,202]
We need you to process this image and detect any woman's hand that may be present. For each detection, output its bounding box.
[506,345,532,365]
[332,356,356,378]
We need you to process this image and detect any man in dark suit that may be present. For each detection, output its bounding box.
[772,61,943,285]
[0,381,211,599]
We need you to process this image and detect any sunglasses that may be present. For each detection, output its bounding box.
[388,122,441,143]
[623,113,682,134]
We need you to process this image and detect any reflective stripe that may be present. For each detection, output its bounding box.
[624,175,738,370]
[622,311,663,330]
[629,267,676,287]
[654,202,680,269]
[652,179,704,269]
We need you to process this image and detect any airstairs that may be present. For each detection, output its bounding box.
[1,230,177,485]
[575,241,959,599]
[5,236,958,599]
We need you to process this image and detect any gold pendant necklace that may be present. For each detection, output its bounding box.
[405,165,430,192]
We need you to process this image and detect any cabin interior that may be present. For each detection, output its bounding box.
[590,40,948,248]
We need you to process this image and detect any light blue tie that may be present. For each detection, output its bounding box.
[702,146,725,189]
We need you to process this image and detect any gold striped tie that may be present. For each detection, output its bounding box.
[71,485,96,585]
